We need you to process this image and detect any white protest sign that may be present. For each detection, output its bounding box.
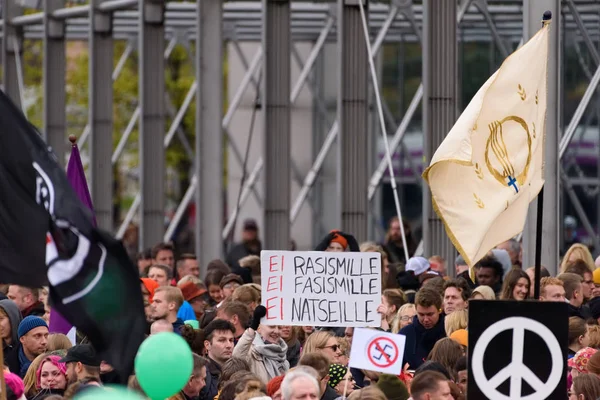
[349,328,406,375]
[260,250,381,327]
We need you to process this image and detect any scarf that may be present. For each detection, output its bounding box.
[251,334,289,379]
[18,346,32,378]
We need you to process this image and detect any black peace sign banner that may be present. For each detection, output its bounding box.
[0,89,145,382]
[468,300,568,400]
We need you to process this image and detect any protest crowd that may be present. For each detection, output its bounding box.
[2,219,600,400]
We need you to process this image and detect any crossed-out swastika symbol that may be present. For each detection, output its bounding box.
[367,337,399,368]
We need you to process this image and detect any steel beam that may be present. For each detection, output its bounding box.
[2,1,23,108]
[89,0,114,231]
[422,0,457,265]
[263,0,291,249]
[44,0,66,166]
[138,0,166,250]
[521,0,560,275]
[561,169,600,251]
[197,0,224,272]
[338,0,369,241]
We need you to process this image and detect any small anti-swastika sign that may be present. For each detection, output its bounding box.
[349,328,406,374]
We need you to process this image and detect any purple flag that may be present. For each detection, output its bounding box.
[49,138,96,337]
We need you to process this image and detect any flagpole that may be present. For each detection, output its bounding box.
[533,10,552,300]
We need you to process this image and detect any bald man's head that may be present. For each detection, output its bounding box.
[150,319,174,335]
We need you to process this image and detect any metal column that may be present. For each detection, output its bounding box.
[338,0,369,242]
[263,0,291,250]
[43,0,66,165]
[196,0,223,272]
[422,0,457,264]
[522,0,560,274]
[139,0,166,249]
[89,1,114,230]
[2,1,23,108]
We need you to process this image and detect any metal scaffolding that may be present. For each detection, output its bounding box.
[2,0,600,265]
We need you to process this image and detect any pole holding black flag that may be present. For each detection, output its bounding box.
[533,10,552,300]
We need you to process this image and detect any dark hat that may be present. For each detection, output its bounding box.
[243,218,258,231]
[17,316,48,338]
[220,273,244,288]
[59,344,101,367]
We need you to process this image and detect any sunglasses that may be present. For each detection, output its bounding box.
[322,344,340,352]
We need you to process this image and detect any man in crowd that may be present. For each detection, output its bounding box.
[60,344,102,387]
[201,319,235,400]
[442,279,470,315]
[148,264,172,287]
[384,217,417,265]
[474,255,503,294]
[177,254,200,279]
[150,319,174,335]
[540,277,566,302]
[152,242,175,270]
[525,266,550,298]
[298,352,338,400]
[281,369,320,400]
[15,316,48,377]
[559,273,590,319]
[399,288,446,369]
[216,300,250,342]
[495,238,521,267]
[152,286,185,333]
[174,354,207,400]
[409,371,453,400]
[563,260,594,302]
[226,219,261,283]
[0,299,22,374]
[7,286,44,318]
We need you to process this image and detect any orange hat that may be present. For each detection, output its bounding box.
[593,268,600,285]
[267,375,285,396]
[140,278,159,303]
[179,282,208,302]
[450,329,468,347]
[330,230,348,250]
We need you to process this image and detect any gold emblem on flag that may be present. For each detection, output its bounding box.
[484,116,532,187]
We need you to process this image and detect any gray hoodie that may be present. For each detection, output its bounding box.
[0,299,22,346]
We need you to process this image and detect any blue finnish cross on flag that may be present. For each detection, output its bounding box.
[507,175,519,193]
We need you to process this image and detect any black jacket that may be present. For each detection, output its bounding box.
[199,357,221,400]
[321,385,339,400]
[225,242,259,283]
[398,314,446,370]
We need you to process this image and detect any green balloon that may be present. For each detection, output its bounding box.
[184,319,199,329]
[135,332,193,400]
[75,385,146,400]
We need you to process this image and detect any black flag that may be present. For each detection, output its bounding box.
[0,90,145,381]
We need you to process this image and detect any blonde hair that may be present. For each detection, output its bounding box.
[47,333,73,352]
[471,285,496,300]
[303,331,335,356]
[177,275,205,288]
[445,309,468,337]
[24,352,50,398]
[231,284,261,307]
[392,303,416,333]
[154,286,184,309]
[561,243,595,273]
[589,325,600,348]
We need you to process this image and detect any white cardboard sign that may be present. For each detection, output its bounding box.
[349,327,406,375]
[260,250,382,327]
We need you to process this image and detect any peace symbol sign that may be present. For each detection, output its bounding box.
[471,317,563,400]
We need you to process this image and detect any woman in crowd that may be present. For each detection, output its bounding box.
[303,331,342,364]
[205,270,226,306]
[500,269,530,301]
[393,303,416,333]
[34,355,68,397]
[427,338,465,381]
[315,230,359,252]
[470,285,496,300]
[279,325,301,368]
[569,317,591,359]
[232,307,289,383]
[327,364,355,397]
[570,374,600,400]
[24,353,50,398]
[445,309,468,337]
[377,289,406,332]
[360,242,398,290]
[562,243,596,273]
